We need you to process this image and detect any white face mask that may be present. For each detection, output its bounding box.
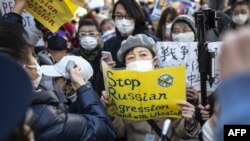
[172,32,195,42]
[115,19,135,35]
[80,36,98,50]
[126,60,154,71]
[28,60,42,88]
[166,23,172,35]
[233,14,248,25]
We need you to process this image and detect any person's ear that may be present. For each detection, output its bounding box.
[153,56,158,66]
[67,42,71,49]
[96,32,101,39]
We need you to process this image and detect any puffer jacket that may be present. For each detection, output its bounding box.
[31,84,116,141]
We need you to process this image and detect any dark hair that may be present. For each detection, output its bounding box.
[78,18,98,32]
[229,0,238,6]
[112,0,147,37]
[232,0,250,10]
[156,7,178,40]
[99,18,115,33]
[0,21,31,64]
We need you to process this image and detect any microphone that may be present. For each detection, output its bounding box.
[159,119,171,141]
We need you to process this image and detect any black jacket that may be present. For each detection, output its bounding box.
[1,12,23,24]
[31,85,115,141]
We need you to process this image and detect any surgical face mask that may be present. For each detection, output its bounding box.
[80,36,98,50]
[233,14,249,25]
[172,32,195,42]
[28,61,42,88]
[126,60,154,71]
[166,23,172,35]
[115,19,135,35]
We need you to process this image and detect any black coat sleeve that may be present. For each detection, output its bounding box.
[32,85,115,141]
[1,12,23,24]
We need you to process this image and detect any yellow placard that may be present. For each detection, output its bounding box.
[71,0,86,7]
[24,0,77,32]
[102,61,186,121]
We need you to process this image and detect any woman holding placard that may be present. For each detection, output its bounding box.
[101,34,200,141]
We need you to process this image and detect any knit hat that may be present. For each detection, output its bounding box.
[117,34,156,63]
[170,15,196,37]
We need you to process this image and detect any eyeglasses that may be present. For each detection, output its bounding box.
[79,32,99,37]
[114,14,133,20]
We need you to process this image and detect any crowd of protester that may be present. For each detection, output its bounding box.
[1,0,250,141]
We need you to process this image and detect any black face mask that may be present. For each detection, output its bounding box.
[47,35,67,51]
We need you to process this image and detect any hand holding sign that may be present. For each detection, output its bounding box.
[102,61,186,120]
[198,104,211,121]
[15,0,26,3]
[101,91,110,108]
[177,101,195,125]
[13,0,26,14]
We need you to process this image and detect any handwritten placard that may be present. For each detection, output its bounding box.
[24,0,77,32]
[156,42,222,91]
[71,0,86,7]
[102,61,186,120]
